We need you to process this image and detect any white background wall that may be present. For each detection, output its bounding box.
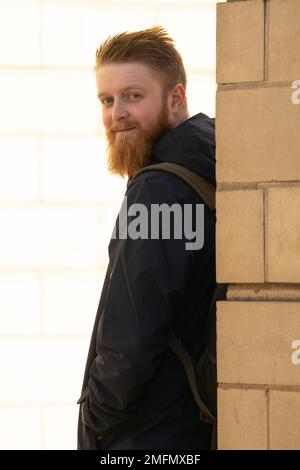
[0,0,223,449]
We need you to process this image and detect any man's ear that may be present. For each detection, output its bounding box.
[170,84,186,112]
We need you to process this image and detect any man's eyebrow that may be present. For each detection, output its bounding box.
[97,86,145,99]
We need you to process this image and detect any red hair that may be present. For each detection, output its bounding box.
[94,25,187,96]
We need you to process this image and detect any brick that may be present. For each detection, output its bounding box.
[218,388,267,450]
[269,0,300,81]
[267,187,300,282]
[216,190,264,283]
[216,0,264,84]
[217,301,300,386]
[270,390,300,450]
[227,284,300,302]
[216,86,300,183]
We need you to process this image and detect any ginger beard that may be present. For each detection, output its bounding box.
[105,96,173,179]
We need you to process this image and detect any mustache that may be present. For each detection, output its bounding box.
[110,123,138,132]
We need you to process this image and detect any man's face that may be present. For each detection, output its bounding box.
[96,62,174,179]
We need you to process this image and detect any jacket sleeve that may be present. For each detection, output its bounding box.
[81,172,194,438]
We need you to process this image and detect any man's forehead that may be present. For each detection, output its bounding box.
[96,62,160,94]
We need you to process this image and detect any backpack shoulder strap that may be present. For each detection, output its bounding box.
[131,162,215,212]
[169,329,215,424]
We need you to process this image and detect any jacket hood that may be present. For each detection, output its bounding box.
[150,112,216,186]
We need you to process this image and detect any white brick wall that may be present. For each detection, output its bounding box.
[0,138,39,200]
[43,270,106,335]
[0,0,220,449]
[0,70,100,134]
[0,339,88,404]
[0,406,41,450]
[41,137,127,202]
[0,205,116,267]
[0,1,39,66]
[0,272,40,335]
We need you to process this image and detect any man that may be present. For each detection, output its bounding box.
[77,25,216,450]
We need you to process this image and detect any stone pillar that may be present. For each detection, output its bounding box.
[216,0,300,449]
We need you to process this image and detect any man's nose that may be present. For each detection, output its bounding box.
[111,97,128,122]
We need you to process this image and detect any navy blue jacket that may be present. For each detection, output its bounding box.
[77,112,216,450]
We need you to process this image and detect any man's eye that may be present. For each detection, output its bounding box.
[125,93,141,101]
[101,97,113,105]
